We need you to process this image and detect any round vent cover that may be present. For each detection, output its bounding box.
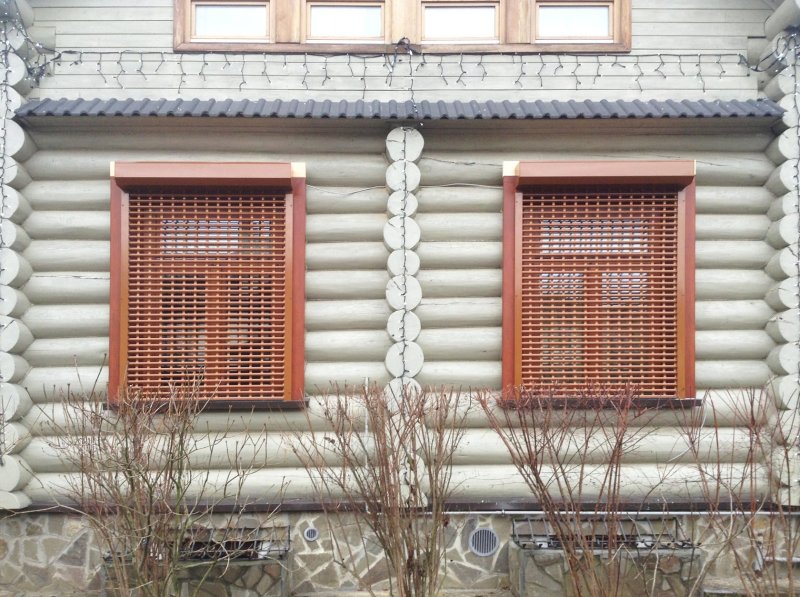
[303,526,320,542]
[469,528,499,557]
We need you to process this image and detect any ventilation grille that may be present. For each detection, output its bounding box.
[469,528,500,557]
[519,190,680,398]
[303,527,320,542]
[125,189,288,400]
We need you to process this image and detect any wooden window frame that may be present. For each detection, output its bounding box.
[174,0,631,53]
[501,160,696,400]
[109,161,306,407]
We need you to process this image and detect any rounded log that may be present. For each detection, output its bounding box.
[0,316,33,353]
[21,366,108,403]
[416,186,503,213]
[305,299,390,330]
[767,213,799,249]
[383,216,421,250]
[418,269,502,298]
[1,186,32,224]
[23,337,109,367]
[25,467,325,503]
[695,186,774,215]
[0,87,22,115]
[3,422,31,453]
[772,409,800,446]
[418,327,500,361]
[306,242,387,270]
[445,464,769,501]
[387,190,418,216]
[388,309,421,342]
[416,361,501,389]
[306,270,389,300]
[387,249,421,276]
[695,360,771,389]
[766,128,798,164]
[306,186,386,214]
[766,247,798,280]
[0,220,30,251]
[0,354,30,384]
[385,341,424,377]
[695,270,774,301]
[779,94,797,129]
[0,491,31,510]
[765,0,800,40]
[766,309,799,343]
[5,120,36,162]
[417,241,502,269]
[385,160,421,192]
[22,211,110,241]
[386,275,422,310]
[305,362,390,390]
[22,180,110,210]
[452,427,758,466]
[695,241,772,270]
[0,286,30,317]
[695,300,774,331]
[764,72,794,102]
[695,330,774,360]
[24,151,387,186]
[766,161,796,196]
[0,455,33,492]
[7,53,28,89]
[765,277,799,311]
[386,127,424,162]
[767,192,797,220]
[416,297,502,327]
[450,389,769,428]
[306,330,390,362]
[21,432,373,473]
[771,449,800,488]
[695,215,770,241]
[415,213,502,242]
[0,383,32,421]
[24,240,109,271]
[23,305,109,338]
[769,375,799,411]
[767,343,799,376]
[23,272,109,304]
[306,213,386,242]
[3,157,31,189]
[0,249,32,287]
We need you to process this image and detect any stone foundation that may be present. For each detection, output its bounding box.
[0,512,796,596]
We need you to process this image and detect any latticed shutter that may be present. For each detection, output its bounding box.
[517,189,681,398]
[123,189,291,400]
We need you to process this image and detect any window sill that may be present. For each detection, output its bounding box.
[173,41,632,54]
[496,397,704,411]
[106,399,309,412]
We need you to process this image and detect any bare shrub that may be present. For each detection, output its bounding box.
[46,382,284,597]
[678,388,799,597]
[293,384,469,597]
[479,385,669,597]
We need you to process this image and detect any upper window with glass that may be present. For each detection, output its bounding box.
[174,0,631,53]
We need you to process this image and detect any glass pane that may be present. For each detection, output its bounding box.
[309,5,383,39]
[537,5,610,39]
[194,3,269,39]
[424,5,497,40]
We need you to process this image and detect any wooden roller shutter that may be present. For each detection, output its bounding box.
[110,162,305,405]
[519,190,679,398]
[502,161,695,401]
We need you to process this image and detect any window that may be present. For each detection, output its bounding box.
[174,0,631,53]
[109,162,306,405]
[502,161,695,399]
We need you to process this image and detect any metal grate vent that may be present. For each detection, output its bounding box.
[469,528,499,557]
[303,526,320,542]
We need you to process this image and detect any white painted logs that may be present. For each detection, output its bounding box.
[20,211,109,240]
[695,361,772,389]
[766,277,799,311]
[695,215,769,240]
[0,383,32,421]
[766,309,799,344]
[306,214,386,242]
[765,0,800,41]
[0,316,34,353]
[22,180,109,210]
[0,186,32,224]
[770,375,799,411]
[416,186,502,213]
[306,300,390,330]
[695,187,773,215]
[0,455,33,492]
[767,247,798,279]
[767,213,799,248]
[23,305,109,338]
[695,300,774,330]
[0,491,31,510]
[306,271,389,299]
[22,273,109,304]
[23,337,109,367]
[695,270,774,301]
[0,249,32,286]
[303,186,387,214]
[20,366,108,403]
[23,241,109,271]
[306,242,387,270]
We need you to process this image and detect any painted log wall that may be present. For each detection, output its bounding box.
[24,0,770,102]
[7,118,781,504]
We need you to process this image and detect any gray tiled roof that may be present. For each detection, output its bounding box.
[17,97,783,120]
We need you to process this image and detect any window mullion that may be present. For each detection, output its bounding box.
[274,0,301,43]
